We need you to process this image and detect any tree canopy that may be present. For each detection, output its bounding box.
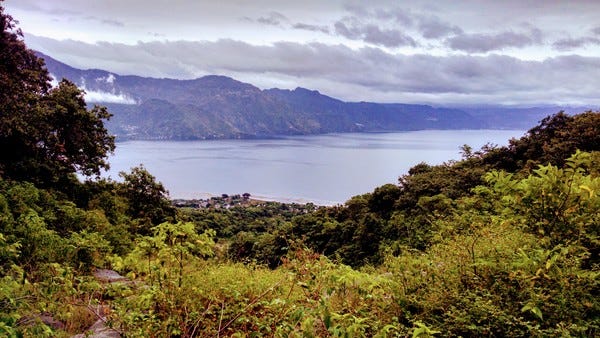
[119,165,176,233]
[0,3,114,188]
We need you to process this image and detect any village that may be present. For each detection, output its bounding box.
[172,193,254,209]
[172,193,320,214]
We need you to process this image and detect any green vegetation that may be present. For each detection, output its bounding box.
[1,3,599,336]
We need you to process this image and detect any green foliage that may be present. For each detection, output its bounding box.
[110,222,217,336]
[116,221,215,283]
[486,150,600,260]
[0,149,598,336]
[109,247,411,337]
[1,4,114,191]
[369,184,401,219]
[68,231,112,272]
[412,321,441,337]
[484,111,600,172]
[39,80,115,180]
[374,151,599,337]
[119,165,176,233]
[1,14,599,335]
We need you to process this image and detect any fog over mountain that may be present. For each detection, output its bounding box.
[40,52,583,140]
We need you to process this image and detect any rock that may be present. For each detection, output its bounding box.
[18,313,65,330]
[72,319,120,338]
[93,269,128,283]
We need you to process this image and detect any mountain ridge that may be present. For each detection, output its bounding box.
[37,51,574,140]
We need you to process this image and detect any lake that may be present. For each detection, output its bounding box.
[105,130,524,205]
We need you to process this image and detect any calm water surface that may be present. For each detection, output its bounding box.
[106,130,524,205]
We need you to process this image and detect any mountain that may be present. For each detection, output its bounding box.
[38,52,574,140]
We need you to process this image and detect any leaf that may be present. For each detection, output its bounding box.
[412,321,441,337]
[521,303,543,320]
[579,185,595,198]
[530,306,543,321]
[323,310,332,329]
[412,326,427,338]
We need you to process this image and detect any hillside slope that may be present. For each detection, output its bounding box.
[40,52,567,140]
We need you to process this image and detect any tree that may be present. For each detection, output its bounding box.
[483,111,600,172]
[368,183,401,219]
[0,3,49,118]
[119,165,176,233]
[0,3,115,187]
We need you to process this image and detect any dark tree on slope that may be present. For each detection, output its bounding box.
[0,3,115,188]
[119,165,176,234]
[484,111,600,172]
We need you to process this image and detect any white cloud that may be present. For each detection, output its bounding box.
[48,73,59,87]
[27,35,600,106]
[84,89,137,104]
[446,29,543,53]
[96,73,116,84]
[7,1,600,107]
[48,72,136,104]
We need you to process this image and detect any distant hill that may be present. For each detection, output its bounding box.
[37,52,582,140]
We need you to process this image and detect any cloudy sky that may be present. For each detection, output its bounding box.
[4,0,600,106]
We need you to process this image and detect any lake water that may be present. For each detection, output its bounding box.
[105,130,524,205]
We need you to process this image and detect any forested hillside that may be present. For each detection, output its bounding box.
[38,51,570,141]
[1,4,599,337]
[39,51,484,140]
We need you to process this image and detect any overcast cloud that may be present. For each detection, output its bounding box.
[3,0,600,106]
[447,29,543,53]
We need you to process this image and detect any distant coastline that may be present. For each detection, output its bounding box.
[38,51,585,142]
[171,192,337,207]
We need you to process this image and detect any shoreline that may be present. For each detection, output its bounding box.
[113,128,526,144]
[171,192,338,207]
